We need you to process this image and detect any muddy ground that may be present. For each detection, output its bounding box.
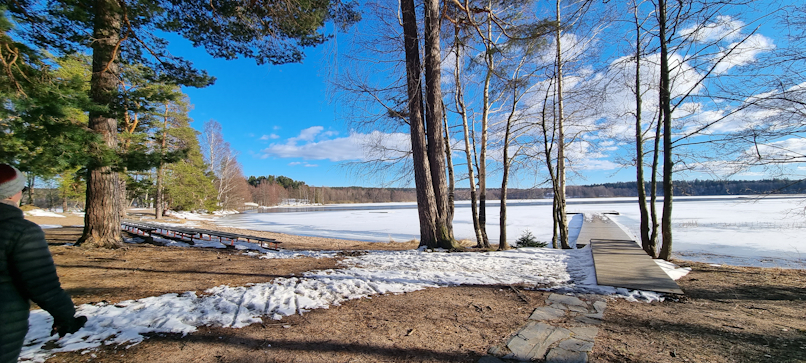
[24,214,806,363]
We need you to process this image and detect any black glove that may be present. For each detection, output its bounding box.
[51,315,87,338]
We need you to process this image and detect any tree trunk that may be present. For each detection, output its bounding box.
[650,105,662,246]
[498,112,514,251]
[25,174,34,205]
[155,104,170,219]
[401,0,438,247]
[633,6,655,257]
[424,0,456,248]
[555,0,571,249]
[443,108,455,225]
[477,39,493,249]
[539,83,559,249]
[658,0,674,260]
[77,0,123,248]
[451,33,484,248]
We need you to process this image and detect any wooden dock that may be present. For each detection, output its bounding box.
[576,213,683,295]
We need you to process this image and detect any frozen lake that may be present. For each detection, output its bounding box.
[218,195,806,268]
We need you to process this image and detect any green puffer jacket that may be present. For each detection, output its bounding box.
[0,202,77,363]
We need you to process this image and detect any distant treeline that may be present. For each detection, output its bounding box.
[246,177,806,205]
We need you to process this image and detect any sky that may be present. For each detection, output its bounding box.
[166,1,804,188]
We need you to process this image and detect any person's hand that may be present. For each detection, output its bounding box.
[51,315,87,338]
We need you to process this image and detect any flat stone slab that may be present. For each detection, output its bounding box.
[546,348,588,363]
[578,214,684,294]
[506,322,571,360]
[546,294,588,307]
[559,338,594,352]
[570,327,599,342]
[529,306,566,321]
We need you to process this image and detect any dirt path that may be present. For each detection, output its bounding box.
[23,214,806,363]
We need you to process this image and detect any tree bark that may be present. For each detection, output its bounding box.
[498,104,514,251]
[633,5,655,257]
[77,0,123,248]
[658,0,674,260]
[424,0,456,248]
[477,32,493,249]
[555,0,571,249]
[401,0,438,247]
[453,29,485,248]
[155,105,169,219]
[443,108,455,225]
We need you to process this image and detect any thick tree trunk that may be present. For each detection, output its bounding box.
[555,0,571,249]
[401,0,438,247]
[77,0,123,248]
[658,0,674,260]
[633,8,655,257]
[424,0,456,248]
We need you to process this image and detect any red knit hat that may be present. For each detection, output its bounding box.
[0,164,26,199]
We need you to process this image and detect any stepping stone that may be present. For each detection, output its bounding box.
[506,322,571,361]
[585,311,604,320]
[530,326,572,359]
[529,306,566,321]
[559,338,594,352]
[574,316,603,325]
[565,304,589,313]
[546,347,588,363]
[593,301,607,313]
[547,294,587,308]
[570,327,599,342]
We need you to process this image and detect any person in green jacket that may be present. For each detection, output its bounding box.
[0,164,86,363]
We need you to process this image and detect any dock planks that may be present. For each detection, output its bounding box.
[576,213,683,295]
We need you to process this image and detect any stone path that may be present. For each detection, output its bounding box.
[482,293,606,363]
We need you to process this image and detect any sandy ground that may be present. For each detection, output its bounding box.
[21,211,806,363]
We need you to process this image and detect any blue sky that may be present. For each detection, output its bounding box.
[167,2,803,189]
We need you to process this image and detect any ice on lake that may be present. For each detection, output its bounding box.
[218,196,806,268]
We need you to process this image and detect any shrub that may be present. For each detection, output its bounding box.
[516,229,547,248]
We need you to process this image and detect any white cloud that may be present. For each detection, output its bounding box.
[712,34,775,74]
[259,134,280,140]
[744,138,806,162]
[682,16,745,43]
[295,126,325,142]
[260,128,411,162]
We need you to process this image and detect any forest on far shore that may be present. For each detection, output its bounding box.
[242,177,806,206]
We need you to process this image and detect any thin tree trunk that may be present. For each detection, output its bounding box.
[424,0,456,248]
[453,30,484,248]
[77,0,123,248]
[539,82,559,249]
[658,0,673,260]
[443,107,455,224]
[634,5,655,257]
[555,0,571,249]
[478,30,493,249]
[401,0,438,247]
[650,106,662,246]
[499,99,516,251]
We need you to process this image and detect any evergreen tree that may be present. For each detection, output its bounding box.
[2,0,357,248]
